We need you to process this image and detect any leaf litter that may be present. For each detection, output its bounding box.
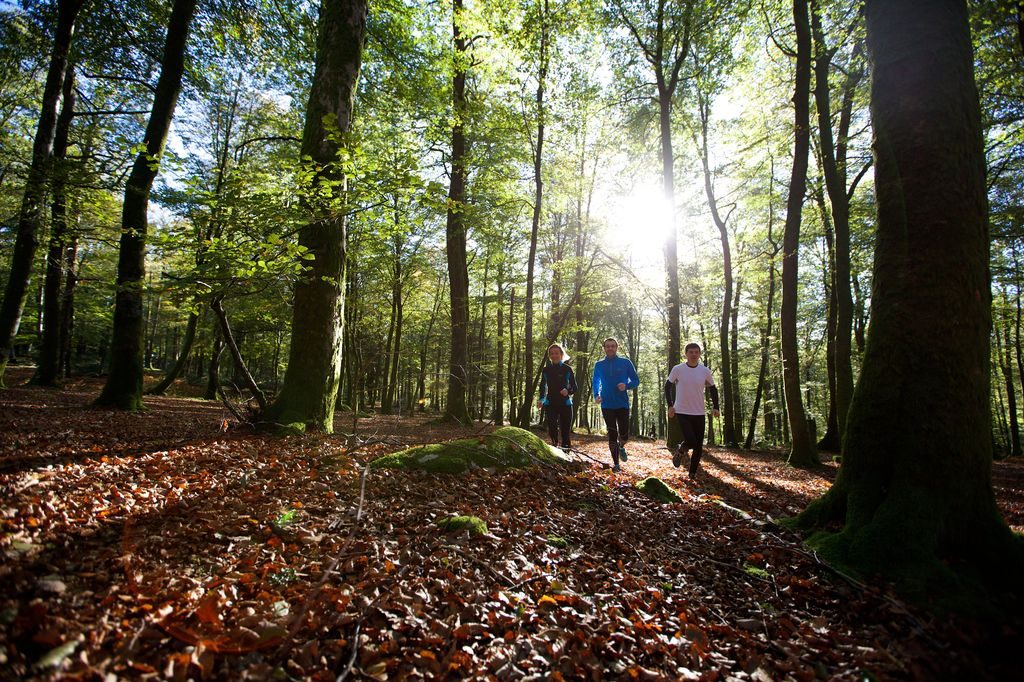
[0,368,1020,680]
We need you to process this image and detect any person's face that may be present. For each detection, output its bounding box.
[603,340,618,357]
[548,347,563,363]
[685,347,701,364]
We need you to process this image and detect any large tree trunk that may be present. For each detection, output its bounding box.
[34,65,76,386]
[95,0,196,410]
[793,0,1024,600]
[0,0,83,386]
[780,0,819,467]
[262,0,367,433]
[443,0,471,424]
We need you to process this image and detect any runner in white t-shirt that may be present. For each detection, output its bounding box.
[665,343,720,480]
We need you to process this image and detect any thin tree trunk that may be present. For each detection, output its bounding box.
[495,275,505,425]
[816,178,842,451]
[146,310,199,395]
[812,0,860,446]
[731,277,743,442]
[476,251,490,421]
[58,236,79,378]
[0,0,83,385]
[1000,302,1021,457]
[203,326,223,400]
[211,296,266,410]
[1012,242,1024,411]
[518,0,549,427]
[95,0,197,410]
[383,240,403,414]
[508,286,517,423]
[697,93,737,444]
[419,274,444,411]
[781,0,819,467]
[380,258,398,412]
[263,0,367,432]
[746,252,778,449]
[35,65,76,386]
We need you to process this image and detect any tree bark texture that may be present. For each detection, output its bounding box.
[34,65,77,386]
[263,0,367,432]
[443,0,471,424]
[781,0,819,466]
[95,0,196,410]
[794,0,1024,600]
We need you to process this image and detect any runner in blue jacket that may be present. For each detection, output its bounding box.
[591,337,640,471]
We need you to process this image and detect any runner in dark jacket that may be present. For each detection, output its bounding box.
[538,343,578,451]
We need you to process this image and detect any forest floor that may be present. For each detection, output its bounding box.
[1,367,1022,680]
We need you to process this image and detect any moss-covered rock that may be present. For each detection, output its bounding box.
[546,534,569,549]
[636,477,683,504]
[370,426,569,473]
[436,515,488,535]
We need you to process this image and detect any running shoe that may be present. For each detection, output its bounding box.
[672,447,683,468]
[619,443,628,462]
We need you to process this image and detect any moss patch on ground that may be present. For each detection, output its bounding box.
[370,426,570,474]
[636,477,683,504]
[436,515,488,536]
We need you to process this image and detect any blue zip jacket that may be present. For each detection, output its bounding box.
[591,355,640,410]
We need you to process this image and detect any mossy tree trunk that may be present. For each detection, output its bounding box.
[95,0,197,410]
[262,0,367,432]
[0,0,83,387]
[781,0,819,467]
[793,0,1024,600]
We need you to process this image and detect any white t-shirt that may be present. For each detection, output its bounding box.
[668,362,716,415]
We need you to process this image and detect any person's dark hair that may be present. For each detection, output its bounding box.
[602,337,618,346]
[684,342,701,353]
